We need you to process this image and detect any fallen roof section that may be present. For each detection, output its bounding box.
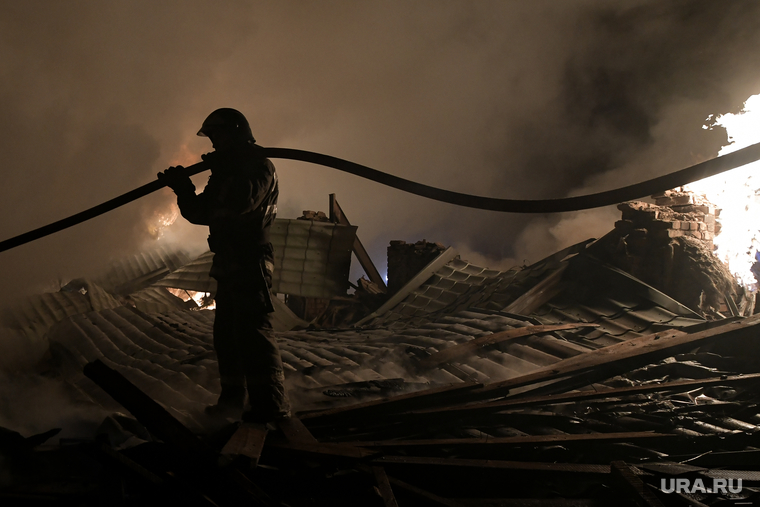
[155,218,357,299]
[5,222,760,504]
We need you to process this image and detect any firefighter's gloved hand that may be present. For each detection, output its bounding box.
[158,166,195,195]
[201,151,221,164]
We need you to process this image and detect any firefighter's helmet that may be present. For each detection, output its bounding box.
[197,108,255,142]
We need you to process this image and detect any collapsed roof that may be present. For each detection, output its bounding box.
[1,196,759,506]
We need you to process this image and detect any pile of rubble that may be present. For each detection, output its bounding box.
[4,190,760,505]
[596,191,744,318]
[5,316,760,506]
[617,190,720,250]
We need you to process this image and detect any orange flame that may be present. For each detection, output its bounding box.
[685,94,760,288]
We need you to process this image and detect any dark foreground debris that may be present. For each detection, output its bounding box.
[6,311,760,506]
[3,194,760,505]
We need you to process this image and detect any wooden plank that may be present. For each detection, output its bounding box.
[347,431,676,449]
[330,194,387,291]
[469,314,760,400]
[220,423,268,468]
[371,466,399,507]
[407,371,760,419]
[218,468,279,507]
[298,381,482,424]
[277,416,318,443]
[354,246,460,326]
[91,443,221,506]
[504,264,568,315]
[473,329,684,397]
[669,494,710,507]
[386,476,468,507]
[455,500,601,507]
[610,461,666,507]
[95,442,164,485]
[417,323,599,371]
[83,360,214,461]
[644,465,760,482]
[373,456,610,474]
[83,360,277,506]
[265,439,380,460]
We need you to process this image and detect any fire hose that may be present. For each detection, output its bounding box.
[1,141,760,254]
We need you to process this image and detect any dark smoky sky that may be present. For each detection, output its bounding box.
[1,0,760,294]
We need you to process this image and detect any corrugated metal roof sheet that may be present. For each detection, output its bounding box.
[15,231,708,431]
[362,241,703,348]
[8,229,726,482]
[271,296,310,332]
[365,240,591,329]
[47,306,218,426]
[527,255,704,347]
[127,286,194,314]
[15,228,760,505]
[153,251,215,293]
[48,302,601,406]
[2,280,122,340]
[95,245,192,294]
[43,298,706,429]
[272,219,356,298]
[156,219,357,298]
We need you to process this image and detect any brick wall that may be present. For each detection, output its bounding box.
[616,190,720,250]
[387,240,447,295]
[603,190,741,317]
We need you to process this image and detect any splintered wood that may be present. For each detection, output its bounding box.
[416,323,599,371]
[220,423,268,468]
[73,313,760,506]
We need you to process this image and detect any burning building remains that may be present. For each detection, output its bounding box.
[2,181,760,506]
[5,2,760,504]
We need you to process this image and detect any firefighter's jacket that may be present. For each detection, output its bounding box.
[175,142,278,284]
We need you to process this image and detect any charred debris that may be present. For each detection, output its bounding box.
[2,192,760,506]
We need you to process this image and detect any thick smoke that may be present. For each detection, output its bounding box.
[0,0,759,294]
[1,0,760,442]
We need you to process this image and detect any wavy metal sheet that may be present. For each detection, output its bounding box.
[128,286,194,314]
[95,245,192,294]
[155,219,357,299]
[2,281,122,340]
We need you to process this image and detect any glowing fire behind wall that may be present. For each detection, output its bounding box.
[147,144,199,238]
[685,94,760,288]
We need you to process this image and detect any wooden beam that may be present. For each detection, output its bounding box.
[95,442,165,485]
[670,494,710,507]
[347,431,676,449]
[278,421,399,507]
[220,423,268,469]
[373,456,610,474]
[417,323,599,371]
[298,381,482,424]
[386,476,468,507]
[455,500,602,507]
[354,246,459,326]
[330,194,387,291]
[277,416,319,444]
[406,371,760,419]
[468,314,760,400]
[265,440,380,461]
[83,360,214,461]
[303,318,760,428]
[303,317,760,430]
[90,443,225,506]
[503,265,568,315]
[609,461,666,507]
[83,360,278,506]
[371,466,399,507]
